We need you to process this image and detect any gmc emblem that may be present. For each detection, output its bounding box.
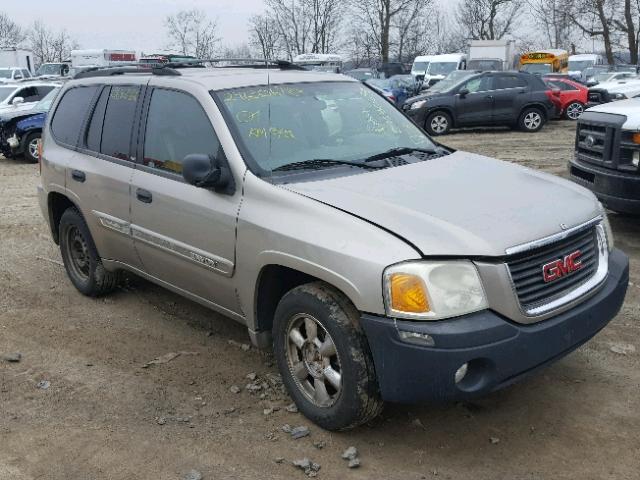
[542,251,583,283]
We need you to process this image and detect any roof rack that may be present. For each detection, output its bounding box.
[72,58,305,79]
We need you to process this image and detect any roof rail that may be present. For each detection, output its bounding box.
[72,63,183,79]
[169,58,306,70]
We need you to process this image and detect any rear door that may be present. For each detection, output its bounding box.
[455,74,494,126]
[491,74,528,122]
[129,87,241,314]
[61,83,143,269]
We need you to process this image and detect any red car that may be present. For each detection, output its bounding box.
[543,76,589,120]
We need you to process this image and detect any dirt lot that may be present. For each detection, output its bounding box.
[1,120,639,480]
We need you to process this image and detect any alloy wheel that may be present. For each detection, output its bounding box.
[524,111,542,130]
[28,138,39,159]
[430,115,448,134]
[285,313,342,408]
[566,103,583,120]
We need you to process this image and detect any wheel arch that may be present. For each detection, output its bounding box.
[425,107,457,128]
[521,102,549,121]
[47,191,78,244]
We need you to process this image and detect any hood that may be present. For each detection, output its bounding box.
[595,79,640,94]
[588,97,639,115]
[0,107,40,124]
[284,152,600,257]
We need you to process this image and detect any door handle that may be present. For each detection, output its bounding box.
[136,188,152,204]
[71,170,86,182]
[485,95,494,99]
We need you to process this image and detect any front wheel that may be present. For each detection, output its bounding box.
[564,101,584,120]
[273,282,383,431]
[23,132,40,163]
[425,111,452,136]
[518,107,545,132]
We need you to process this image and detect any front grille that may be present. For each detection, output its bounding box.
[576,123,614,164]
[507,227,599,310]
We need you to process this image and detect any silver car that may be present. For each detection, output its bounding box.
[37,62,629,430]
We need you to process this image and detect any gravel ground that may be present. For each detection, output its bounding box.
[1,120,639,479]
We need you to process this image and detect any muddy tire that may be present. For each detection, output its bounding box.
[273,282,383,431]
[23,132,40,163]
[425,110,452,136]
[564,101,584,120]
[518,107,545,132]
[59,207,120,297]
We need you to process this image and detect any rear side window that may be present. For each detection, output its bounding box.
[100,86,140,160]
[51,86,99,146]
[143,89,221,175]
[496,75,526,89]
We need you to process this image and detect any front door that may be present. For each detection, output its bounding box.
[455,75,494,126]
[130,87,242,315]
[491,74,528,122]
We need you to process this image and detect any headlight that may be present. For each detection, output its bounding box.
[383,261,488,320]
[599,203,615,252]
[612,93,627,100]
[410,99,427,110]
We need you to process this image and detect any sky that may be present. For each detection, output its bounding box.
[4,0,267,53]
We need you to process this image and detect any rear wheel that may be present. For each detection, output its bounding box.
[564,101,584,120]
[518,107,545,132]
[425,111,452,135]
[59,207,120,296]
[273,282,383,430]
[23,132,40,163]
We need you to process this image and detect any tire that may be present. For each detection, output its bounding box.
[59,207,120,297]
[518,107,545,132]
[273,282,383,431]
[564,101,584,120]
[23,132,40,163]
[425,110,452,136]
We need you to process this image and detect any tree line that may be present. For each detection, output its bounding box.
[2,1,639,68]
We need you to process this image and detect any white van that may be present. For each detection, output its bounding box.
[568,54,604,78]
[292,53,343,73]
[411,55,433,80]
[420,54,467,87]
[70,49,137,75]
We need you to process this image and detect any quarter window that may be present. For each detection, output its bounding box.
[85,87,110,152]
[100,86,140,160]
[143,89,221,175]
[51,86,99,146]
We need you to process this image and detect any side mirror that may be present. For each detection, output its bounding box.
[458,88,469,97]
[12,96,24,106]
[182,153,235,195]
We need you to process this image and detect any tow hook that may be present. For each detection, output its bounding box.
[7,134,19,149]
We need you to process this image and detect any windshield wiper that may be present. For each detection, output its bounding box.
[272,158,385,172]
[361,146,446,163]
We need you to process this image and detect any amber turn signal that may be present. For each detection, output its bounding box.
[632,132,640,144]
[389,273,430,313]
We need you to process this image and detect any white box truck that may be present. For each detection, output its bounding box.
[468,40,515,71]
[0,48,35,74]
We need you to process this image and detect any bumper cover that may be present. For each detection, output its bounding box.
[360,248,629,404]
[569,158,640,214]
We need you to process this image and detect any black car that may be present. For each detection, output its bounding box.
[403,71,556,135]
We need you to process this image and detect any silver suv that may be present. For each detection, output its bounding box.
[38,61,629,431]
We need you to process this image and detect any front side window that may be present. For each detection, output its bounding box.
[51,86,99,146]
[215,81,435,175]
[17,87,39,102]
[461,76,492,93]
[100,86,140,160]
[143,89,221,175]
[0,70,11,79]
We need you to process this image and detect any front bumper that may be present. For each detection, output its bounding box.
[569,158,640,214]
[360,248,629,404]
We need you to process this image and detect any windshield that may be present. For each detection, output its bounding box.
[521,63,552,74]
[594,73,615,83]
[568,60,594,71]
[428,70,476,92]
[345,70,376,81]
[0,70,12,79]
[428,62,458,76]
[0,86,15,102]
[34,87,60,111]
[467,59,502,71]
[412,61,429,73]
[36,64,63,76]
[216,82,435,175]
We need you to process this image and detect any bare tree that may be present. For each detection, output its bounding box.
[303,0,343,53]
[456,0,523,40]
[528,0,577,49]
[349,0,427,63]
[0,12,25,48]
[28,21,77,64]
[393,0,432,63]
[165,9,220,58]
[248,14,283,59]
[613,0,639,63]
[265,0,311,60]
[563,0,622,64]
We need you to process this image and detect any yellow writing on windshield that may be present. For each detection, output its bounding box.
[223,86,304,103]
[236,110,261,123]
[248,127,295,139]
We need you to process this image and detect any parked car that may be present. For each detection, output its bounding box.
[420,70,481,93]
[343,68,379,82]
[404,71,555,135]
[543,76,588,119]
[587,78,640,106]
[0,67,32,82]
[38,63,628,431]
[0,82,59,114]
[377,62,406,78]
[0,86,59,162]
[365,75,415,105]
[35,62,70,78]
[587,71,638,87]
[569,98,640,214]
